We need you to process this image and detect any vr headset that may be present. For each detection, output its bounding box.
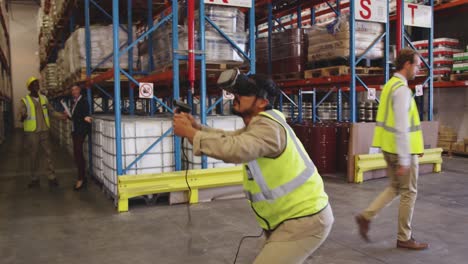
[217,68,269,99]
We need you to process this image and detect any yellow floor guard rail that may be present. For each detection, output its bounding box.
[118,166,244,212]
[354,148,443,183]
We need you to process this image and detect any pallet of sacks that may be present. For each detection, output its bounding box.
[306,14,384,64]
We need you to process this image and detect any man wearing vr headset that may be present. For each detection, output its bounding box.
[173,69,333,263]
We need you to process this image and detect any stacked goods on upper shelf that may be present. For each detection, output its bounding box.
[306,14,384,64]
[413,38,462,81]
[0,8,8,66]
[452,48,468,80]
[40,63,59,91]
[139,5,247,71]
[38,0,70,65]
[55,25,138,88]
[256,28,308,80]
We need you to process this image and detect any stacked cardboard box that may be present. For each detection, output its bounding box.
[437,125,458,151]
[451,138,468,153]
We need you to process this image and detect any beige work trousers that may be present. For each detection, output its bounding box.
[362,152,419,241]
[24,131,56,181]
[253,205,334,264]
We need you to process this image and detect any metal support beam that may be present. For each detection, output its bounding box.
[428,0,434,121]
[397,0,404,52]
[297,6,302,28]
[297,89,303,123]
[267,2,273,75]
[173,0,182,171]
[349,3,357,123]
[200,0,207,169]
[249,0,256,74]
[112,0,123,176]
[128,0,135,115]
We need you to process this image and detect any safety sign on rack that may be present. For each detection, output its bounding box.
[367,88,377,101]
[204,0,252,8]
[415,85,423,96]
[223,90,235,100]
[354,0,388,23]
[139,82,154,99]
[404,3,432,28]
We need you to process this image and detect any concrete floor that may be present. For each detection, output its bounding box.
[1,131,467,264]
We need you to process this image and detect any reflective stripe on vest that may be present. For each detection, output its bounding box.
[244,110,315,203]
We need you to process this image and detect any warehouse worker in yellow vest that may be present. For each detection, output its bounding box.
[355,48,428,250]
[19,77,66,188]
[173,70,333,263]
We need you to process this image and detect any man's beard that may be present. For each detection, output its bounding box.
[232,98,256,118]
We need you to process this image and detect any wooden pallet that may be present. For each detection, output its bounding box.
[434,75,451,82]
[272,72,303,81]
[304,66,383,79]
[450,72,468,81]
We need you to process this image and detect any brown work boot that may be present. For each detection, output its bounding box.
[355,214,370,242]
[397,238,429,250]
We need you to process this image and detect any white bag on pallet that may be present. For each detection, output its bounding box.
[307,15,384,62]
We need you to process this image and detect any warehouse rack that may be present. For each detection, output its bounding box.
[42,0,256,188]
[0,3,12,142]
[255,0,390,123]
[255,0,468,124]
[38,0,468,197]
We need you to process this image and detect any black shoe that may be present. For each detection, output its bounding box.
[48,178,59,188]
[27,180,40,188]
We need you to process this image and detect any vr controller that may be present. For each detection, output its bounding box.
[173,99,191,113]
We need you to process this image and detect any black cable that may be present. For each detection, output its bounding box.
[233,230,264,264]
[181,137,192,224]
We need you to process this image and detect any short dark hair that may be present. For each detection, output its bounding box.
[71,83,82,89]
[395,48,418,71]
[251,74,279,110]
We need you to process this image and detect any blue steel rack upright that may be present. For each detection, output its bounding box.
[258,0,391,123]
[396,0,434,121]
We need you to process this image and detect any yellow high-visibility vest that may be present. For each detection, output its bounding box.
[243,109,329,230]
[372,76,424,154]
[22,95,50,132]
